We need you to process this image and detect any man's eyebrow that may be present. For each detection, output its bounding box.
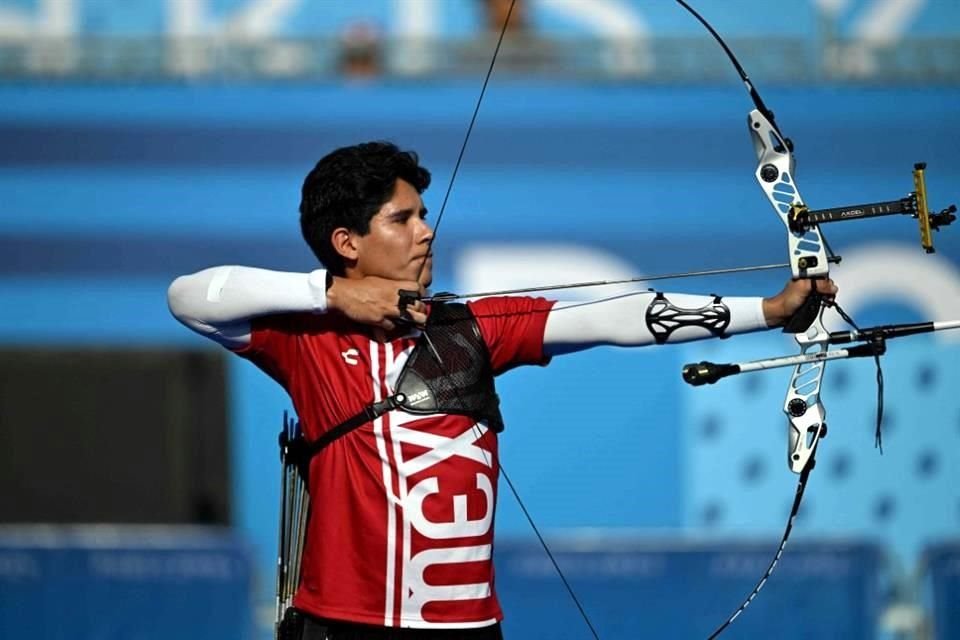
[389,206,427,219]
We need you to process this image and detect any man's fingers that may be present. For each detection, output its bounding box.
[406,309,428,326]
[395,282,425,310]
[400,296,427,326]
[334,276,432,330]
[409,299,426,314]
[793,278,838,295]
[812,278,839,306]
[814,278,839,296]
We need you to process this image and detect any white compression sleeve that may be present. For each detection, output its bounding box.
[543,291,768,356]
[167,266,329,348]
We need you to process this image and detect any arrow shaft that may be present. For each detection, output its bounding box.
[423,261,805,302]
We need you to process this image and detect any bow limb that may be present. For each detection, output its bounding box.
[784,314,829,472]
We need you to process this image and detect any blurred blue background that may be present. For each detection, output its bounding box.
[1,1,960,639]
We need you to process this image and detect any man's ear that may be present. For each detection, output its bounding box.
[330,227,359,262]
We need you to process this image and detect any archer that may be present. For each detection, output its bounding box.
[167,141,834,640]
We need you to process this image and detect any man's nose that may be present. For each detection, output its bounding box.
[416,218,434,242]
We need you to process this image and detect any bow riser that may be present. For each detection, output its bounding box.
[747,108,831,474]
[785,320,829,473]
[748,110,830,280]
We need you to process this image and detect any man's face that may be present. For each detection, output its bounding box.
[352,179,434,286]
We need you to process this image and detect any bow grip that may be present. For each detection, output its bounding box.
[782,287,823,334]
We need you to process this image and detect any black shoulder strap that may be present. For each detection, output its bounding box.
[286,395,402,472]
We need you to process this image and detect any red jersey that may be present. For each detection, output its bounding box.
[235,296,553,628]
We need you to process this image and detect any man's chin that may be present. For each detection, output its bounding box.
[417,268,432,289]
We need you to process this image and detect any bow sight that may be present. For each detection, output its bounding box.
[787,162,957,253]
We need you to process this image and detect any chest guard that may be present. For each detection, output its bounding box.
[285,301,504,471]
[393,301,504,431]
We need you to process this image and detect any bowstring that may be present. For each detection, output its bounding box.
[413,2,601,637]
[412,0,513,290]
[673,2,886,637]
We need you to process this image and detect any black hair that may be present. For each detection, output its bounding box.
[299,141,431,275]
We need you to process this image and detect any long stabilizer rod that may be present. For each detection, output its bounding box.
[683,319,960,386]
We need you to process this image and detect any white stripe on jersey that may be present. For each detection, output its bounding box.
[371,340,396,627]
[387,340,414,629]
